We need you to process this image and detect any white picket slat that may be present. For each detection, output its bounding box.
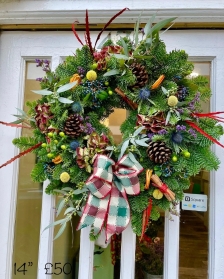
[120,224,136,279]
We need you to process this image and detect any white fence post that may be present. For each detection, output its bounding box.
[120,224,136,279]
[78,227,95,279]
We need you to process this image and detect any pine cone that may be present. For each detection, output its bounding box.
[64,114,82,138]
[129,62,148,89]
[147,141,172,164]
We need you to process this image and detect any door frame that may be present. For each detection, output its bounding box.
[1,30,224,279]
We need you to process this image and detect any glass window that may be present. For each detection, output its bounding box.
[12,61,48,279]
[179,62,210,279]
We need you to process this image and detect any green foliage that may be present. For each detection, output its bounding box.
[31,162,46,182]
[12,137,39,150]
[7,12,223,241]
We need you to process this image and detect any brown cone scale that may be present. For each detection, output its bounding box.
[147,141,172,164]
[64,114,82,138]
[129,62,148,89]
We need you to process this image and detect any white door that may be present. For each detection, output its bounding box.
[0,30,224,279]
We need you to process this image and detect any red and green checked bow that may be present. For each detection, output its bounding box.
[77,153,143,241]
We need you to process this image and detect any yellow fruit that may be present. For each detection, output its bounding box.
[86,70,97,81]
[153,189,163,199]
[168,95,178,107]
[60,172,70,183]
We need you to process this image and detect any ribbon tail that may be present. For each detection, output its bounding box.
[106,184,130,241]
[77,193,109,236]
[186,120,224,148]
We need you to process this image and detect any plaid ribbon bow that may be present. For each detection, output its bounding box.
[77,153,143,241]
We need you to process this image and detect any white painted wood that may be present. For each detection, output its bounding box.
[120,223,136,279]
[78,227,95,279]
[163,205,180,279]
[1,1,224,25]
[1,30,224,279]
[37,180,55,279]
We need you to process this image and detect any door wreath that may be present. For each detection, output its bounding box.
[1,8,223,241]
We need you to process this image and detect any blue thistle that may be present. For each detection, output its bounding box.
[139,88,150,100]
[72,102,82,113]
[70,140,80,150]
[171,132,183,144]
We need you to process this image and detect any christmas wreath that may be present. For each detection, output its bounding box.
[1,8,224,241]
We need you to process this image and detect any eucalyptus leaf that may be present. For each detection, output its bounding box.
[148,99,156,106]
[151,17,177,36]
[15,108,27,116]
[43,218,67,231]
[130,138,136,145]
[161,86,168,95]
[56,199,66,217]
[31,89,53,95]
[56,76,71,87]
[165,110,171,125]
[97,32,112,49]
[119,139,130,159]
[106,146,115,150]
[57,81,77,93]
[120,37,129,57]
[10,119,24,124]
[12,114,25,119]
[62,187,74,192]
[64,207,75,215]
[54,222,67,240]
[68,200,74,207]
[135,139,149,147]
[53,189,67,195]
[73,188,89,195]
[58,97,74,104]
[112,54,129,60]
[134,13,141,46]
[144,14,156,38]
[103,69,120,77]
[133,126,145,137]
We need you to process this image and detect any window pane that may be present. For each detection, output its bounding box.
[12,61,47,279]
[179,62,210,279]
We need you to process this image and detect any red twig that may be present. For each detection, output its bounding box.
[94,8,129,49]
[0,142,42,169]
[140,199,153,242]
[85,10,94,55]
[186,120,224,148]
[72,21,84,46]
[0,121,31,129]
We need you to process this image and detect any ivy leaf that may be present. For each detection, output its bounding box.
[58,97,74,104]
[103,69,120,77]
[31,89,53,95]
[57,81,77,93]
